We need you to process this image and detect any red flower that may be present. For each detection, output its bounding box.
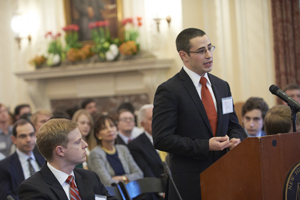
[88,22,95,29]
[96,21,104,27]
[45,31,52,38]
[103,20,109,26]
[137,17,142,27]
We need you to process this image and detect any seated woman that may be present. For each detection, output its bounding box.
[72,109,96,169]
[88,115,143,186]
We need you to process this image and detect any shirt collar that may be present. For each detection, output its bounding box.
[183,65,212,87]
[16,148,35,163]
[47,162,75,186]
[118,132,132,144]
[144,131,153,144]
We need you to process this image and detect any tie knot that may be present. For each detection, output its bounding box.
[27,157,32,161]
[66,175,74,184]
[200,77,207,85]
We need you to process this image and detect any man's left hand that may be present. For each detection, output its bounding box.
[229,138,241,150]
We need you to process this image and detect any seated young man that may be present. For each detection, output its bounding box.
[18,118,117,200]
[241,97,269,137]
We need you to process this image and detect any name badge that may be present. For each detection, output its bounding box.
[95,194,107,200]
[0,142,7,150]
[222,97,233,114]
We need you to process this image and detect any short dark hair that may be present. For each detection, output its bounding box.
[241,97,269,120]
[14,104,30,116]
[283,84,300,92]
[117,102,135,114]
[12,119,35,137]
[176,28,206,55]
[94,115,117,145]
[81,98,95,109]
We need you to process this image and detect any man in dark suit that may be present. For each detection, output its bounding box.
[18,118,117,200]
[152,28,246,200]
[128,104,163,178]
[0,119,45,200]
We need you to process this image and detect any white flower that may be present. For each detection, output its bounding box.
[105,51,115,61]
[46,53,60,66]
[109,44,119,57]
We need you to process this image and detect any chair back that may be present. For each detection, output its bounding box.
[105,183,127,200]
[119,177,166,199]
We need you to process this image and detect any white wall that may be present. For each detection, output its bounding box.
[0,0,276,113]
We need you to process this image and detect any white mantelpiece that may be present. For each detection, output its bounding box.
[15,58,174,110]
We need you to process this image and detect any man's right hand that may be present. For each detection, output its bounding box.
[209,135,230,151]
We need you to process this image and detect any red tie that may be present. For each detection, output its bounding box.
[66,175,82,200]
[200,77,217,136]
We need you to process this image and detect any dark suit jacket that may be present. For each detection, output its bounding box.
[127,133,163,178]
[116,134,126,145]
[0,151,45,200]
[152,69,246,200]
[18,163,118,200]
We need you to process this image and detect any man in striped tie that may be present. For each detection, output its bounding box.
[18,118,117,200]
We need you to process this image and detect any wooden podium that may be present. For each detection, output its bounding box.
[200,132,300,200]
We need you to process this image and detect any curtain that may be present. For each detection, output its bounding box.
[271,0,300,92]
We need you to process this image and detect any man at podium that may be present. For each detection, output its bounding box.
[152,28,246,200]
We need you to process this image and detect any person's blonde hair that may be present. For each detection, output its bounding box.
[72,109,96,150]
[264,105,300,135]
[31,109,52,125]
[36,118,78,161]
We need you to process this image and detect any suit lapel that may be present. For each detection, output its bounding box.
[10,152,25,186]
[41,164,68,200]
[74,169,95,200]
[178,69,213,135]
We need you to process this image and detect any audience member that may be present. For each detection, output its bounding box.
[283,84,300,104]
[241,97,269,137]
[14,104,31,121]
[18,118,117,200]
[0,119,45,200]
[128,104,164,178]
[117,102,143,137]
[264,105,300,135]
[0,103,13,157]
[116,109,141,145]
[72,109,97,169]
[31,109,52,132]
[88,115,143,186]
[52,109,70,119]
[81,98,98,116]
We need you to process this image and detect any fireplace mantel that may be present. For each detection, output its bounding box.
[15,58,174,110]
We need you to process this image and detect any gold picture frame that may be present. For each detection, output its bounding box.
[63,0,124,42]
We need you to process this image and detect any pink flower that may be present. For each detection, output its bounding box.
[45,31,52,38]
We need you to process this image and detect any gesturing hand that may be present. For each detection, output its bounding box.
[209,135,230,151]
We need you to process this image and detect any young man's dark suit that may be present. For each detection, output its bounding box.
[152,69,246,200]
[0,151,45,200]
[127,133,164,178]
[116,134,126,145]
[18,163,118,200]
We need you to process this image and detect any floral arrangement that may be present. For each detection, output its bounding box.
[29,55,46,68]
[45,32,63,66]
[30,16,144,69]
[67,44,94,62]
[62,24,82,52]
[119,17,142,56]
[89,20,120,61]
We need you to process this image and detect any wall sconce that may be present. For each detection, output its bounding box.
[153,15,172,33]
[11,13,31,49]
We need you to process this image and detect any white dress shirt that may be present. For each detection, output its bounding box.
[183,65,217,111]
[47,162,76,200]
[16,148,40,180]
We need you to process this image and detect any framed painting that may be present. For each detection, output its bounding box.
[63,0,123,42]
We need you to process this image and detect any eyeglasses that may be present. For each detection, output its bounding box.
[187,46,215,55]
[119,117,134,122]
